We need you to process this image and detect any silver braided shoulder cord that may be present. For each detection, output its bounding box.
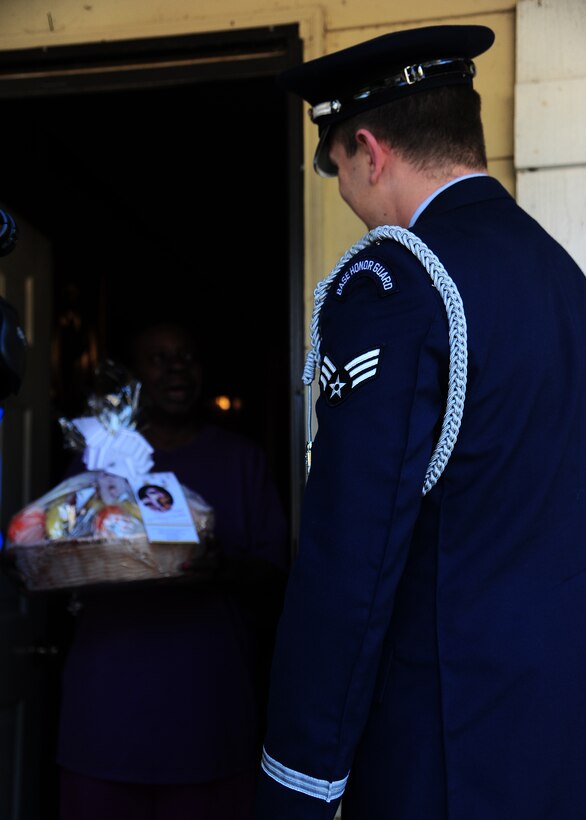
[302,225,468,496]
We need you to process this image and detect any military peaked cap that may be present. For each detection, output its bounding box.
[277,24,495,176]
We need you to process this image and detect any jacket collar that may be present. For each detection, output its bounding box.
[412,174,512,226]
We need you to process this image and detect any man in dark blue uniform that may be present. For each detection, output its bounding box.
[254,23,586,820]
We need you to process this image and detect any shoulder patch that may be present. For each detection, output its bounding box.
[334,253,397,299]
[320,347,382,405]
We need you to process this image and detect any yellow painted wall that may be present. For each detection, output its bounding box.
[0,0,516,336]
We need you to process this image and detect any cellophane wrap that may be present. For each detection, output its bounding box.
[4,364,214,591]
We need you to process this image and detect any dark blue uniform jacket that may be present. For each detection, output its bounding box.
[255,176,586,820]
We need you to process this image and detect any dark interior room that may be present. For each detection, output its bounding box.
[0,65,295,819]
[1,75,292,495]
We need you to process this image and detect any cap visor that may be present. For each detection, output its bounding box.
[313,126,338,178]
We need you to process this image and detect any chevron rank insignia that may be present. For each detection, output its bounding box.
[320,348,382,405]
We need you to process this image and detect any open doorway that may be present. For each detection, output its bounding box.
[0,24,304,819]
[0,43,301,505]
[5,76,293,490]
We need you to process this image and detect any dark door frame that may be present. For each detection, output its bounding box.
[0,26,300,95]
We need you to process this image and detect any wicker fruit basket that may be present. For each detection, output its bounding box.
[5,470,214,592]
[8,535,208,592]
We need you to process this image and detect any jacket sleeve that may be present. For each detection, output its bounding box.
[254,242,450,819]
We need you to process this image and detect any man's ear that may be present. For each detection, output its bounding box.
[355,128,388,183]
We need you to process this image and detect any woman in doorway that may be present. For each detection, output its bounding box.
[57,318,289,820]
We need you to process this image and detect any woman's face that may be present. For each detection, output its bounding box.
[133,324,203,419]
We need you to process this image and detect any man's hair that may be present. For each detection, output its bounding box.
[332,85,487,173]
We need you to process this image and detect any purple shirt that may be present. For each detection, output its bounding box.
[57,424,289,784]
